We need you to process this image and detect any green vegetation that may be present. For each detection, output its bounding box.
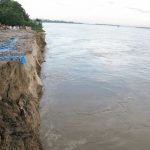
[0,0,44,32]
[30,19,43,32]
[42,19,83,25]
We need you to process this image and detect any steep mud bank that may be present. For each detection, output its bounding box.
[0,31,46,150]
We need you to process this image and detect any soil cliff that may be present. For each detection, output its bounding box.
[0,31,46,150]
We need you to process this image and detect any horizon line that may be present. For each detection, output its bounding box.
[41,19,150,29]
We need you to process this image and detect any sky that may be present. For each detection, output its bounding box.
[16,0,150,27]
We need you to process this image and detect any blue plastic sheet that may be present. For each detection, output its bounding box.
[0,45,17,50]
[19,56,27,64]
[0,56,18,59]
[0,55,27,64]
[0,37,18,52]
[0,37,27,64]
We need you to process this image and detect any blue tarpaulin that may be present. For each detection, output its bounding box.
[0,37,27,64]
[0,45,17,51]
[0,52,27,64]
[0,37,18,51]
[19,56,27,64]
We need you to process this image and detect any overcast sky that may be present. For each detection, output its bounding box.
[16,0,150,27]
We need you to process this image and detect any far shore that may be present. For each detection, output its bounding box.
[42,20,150,30]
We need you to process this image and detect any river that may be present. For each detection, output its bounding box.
[40,23,150,150]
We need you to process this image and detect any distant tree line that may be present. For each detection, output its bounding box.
[0,0,43,32]
[42,19,83,25]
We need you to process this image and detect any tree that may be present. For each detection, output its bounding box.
[0,0,11,4]
[0,0,43,32]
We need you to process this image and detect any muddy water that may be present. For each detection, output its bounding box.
[40,23,150,150]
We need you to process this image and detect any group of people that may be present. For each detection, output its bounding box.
[0,23,32,31]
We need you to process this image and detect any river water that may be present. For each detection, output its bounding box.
[40,23,150,150]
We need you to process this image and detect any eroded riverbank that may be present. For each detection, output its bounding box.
[0,30,45,150]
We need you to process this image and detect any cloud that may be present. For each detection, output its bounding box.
[16,0,150,27]
[128,7,150,14]
[108,1,115,5]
